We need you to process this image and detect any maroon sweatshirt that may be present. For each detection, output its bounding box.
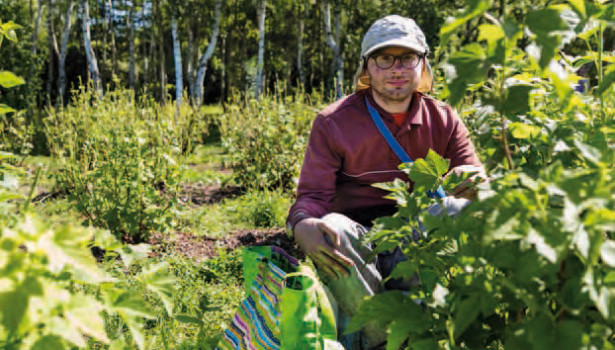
[287,89,482,228]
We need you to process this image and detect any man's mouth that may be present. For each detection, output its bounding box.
[387,80,409,87]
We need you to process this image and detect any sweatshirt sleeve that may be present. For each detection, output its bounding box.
[287,114,341,229]
[445,108,482,170]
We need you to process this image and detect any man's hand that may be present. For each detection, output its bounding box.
[448,165,488,200]
[293,218,353,280]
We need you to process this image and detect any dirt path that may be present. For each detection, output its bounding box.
[149,228,302,262]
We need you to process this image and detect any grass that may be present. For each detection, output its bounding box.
[174,189,292,238]
[180,143,233,185]
[95,249,244,350]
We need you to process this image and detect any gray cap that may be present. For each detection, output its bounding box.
[361,15,429,59]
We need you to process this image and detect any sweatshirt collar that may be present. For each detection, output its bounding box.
[365,89,424,127]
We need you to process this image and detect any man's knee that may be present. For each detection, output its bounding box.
[321,213,368,245]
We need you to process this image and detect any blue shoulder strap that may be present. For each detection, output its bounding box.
[365,97,446,199]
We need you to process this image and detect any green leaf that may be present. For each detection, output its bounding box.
[600,240,615,267]
[440,0,492,45]
[510,122,541,139]
[389,260,419,281]
[566,0,587,19]
[347,291,427,334]
[138,262,175,316]
[125,316,147,350]
[596,65,615,96]
[572,139,601,164]
[174,314,204,325]
[0,71,25,88]
[454,295,481,338]
[112,292,157,319]
[585,209,615,231]
[0,289,28,334]
[33,223,115,283]
[49,316,87,347]
[555,320,584,350]
[411,339,439,350]
[597,4,615,23]
[446,44,490,105]
[64,294,109,343]
[502,84,535,116]
[484,216,522,243]
[0,104,16,115]
[478,24,505,44]
[386,319,413,350]
[31,335,67,350]
[118,243,151,268]
[526,7,576,69]
[409,150,449,190]
[0,22,21,42]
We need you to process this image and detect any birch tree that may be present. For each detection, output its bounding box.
[323,0,344,99]
[192,0,222,106]
[57,0,73,104]
[296,2,306,88]
[171,15,183,104]
[82,0,101,95]
[128,2,136,89]
[107,0,117,78]
[47,0,59,101]
[255,0,266,99]
[31,0,43,56]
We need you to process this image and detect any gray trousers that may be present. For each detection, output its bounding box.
[319,197,470,350]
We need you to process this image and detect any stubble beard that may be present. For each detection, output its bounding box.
[372,82,414,105]
[373,86,411,103]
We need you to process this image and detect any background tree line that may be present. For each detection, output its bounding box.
[0,0,485,109]
[0,0,613,152]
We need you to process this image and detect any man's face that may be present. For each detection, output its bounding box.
[366,46,423,103]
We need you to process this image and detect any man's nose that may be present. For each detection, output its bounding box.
[390,58,406,72]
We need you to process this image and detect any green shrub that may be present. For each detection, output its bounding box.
[349,2,615,349]
[238,190,291,228]
[219,92,325,192]
[0,214,176,350]
[44,87,187,241]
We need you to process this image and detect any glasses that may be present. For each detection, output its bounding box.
[370,53,423,69]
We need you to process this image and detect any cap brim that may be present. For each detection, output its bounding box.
[363,39,426,58]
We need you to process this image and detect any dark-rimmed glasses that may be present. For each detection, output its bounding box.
[370,52,423,69]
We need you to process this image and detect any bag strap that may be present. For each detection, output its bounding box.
[365,97,446,199]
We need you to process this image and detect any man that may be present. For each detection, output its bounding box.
[286,15,483,349]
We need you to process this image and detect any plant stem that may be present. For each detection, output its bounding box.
[498,70,514,170]
[598,22,605,123]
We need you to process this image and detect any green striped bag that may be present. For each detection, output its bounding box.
[216,246,344,350]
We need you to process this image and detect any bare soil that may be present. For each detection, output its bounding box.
[149,228,304,261]
[179,183,244,205]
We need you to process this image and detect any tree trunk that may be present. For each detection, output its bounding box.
[153,0,166,102]
[255,0,266,99]
[102,0,108,71]
[82,0,102,95]
[31,0,43,56]
[186,25,195,95]
[171,15,183,104]
[323,0,343,99]
[220,33,226,102]
[142,3,150,89]
[47,0,60,103]
[334,4,344,96]
[108,0,117,78]
[129,3,136,89]
[297,13,305,88]
[193,0,222,106]
[57,0,73,105]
